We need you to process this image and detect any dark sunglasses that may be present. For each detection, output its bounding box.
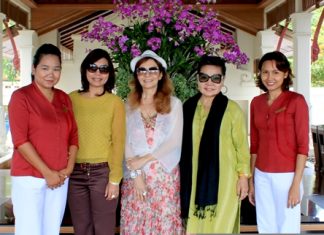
[136,67,160,75]
[87,64,110,74]
[198,73,223,84]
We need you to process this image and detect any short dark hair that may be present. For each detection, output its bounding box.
[79,48,115,95]
[197,55,226,76]
[256,51,293,92]
[32,43,62,81]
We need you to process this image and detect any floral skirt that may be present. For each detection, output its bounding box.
[120,161,183,235]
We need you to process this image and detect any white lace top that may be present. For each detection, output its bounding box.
[124,96,183,177]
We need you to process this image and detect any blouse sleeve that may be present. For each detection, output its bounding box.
[125,104,136,160]
[108,98,126,183]
[8,90,30,148]
[231,102,251,176]
[151,97,183,172]
[250,98,258,154]
[66,95,79,147]
[294,95,309,155]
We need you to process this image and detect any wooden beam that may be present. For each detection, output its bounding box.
[19,0,38,8]
[31,3,262,11]
[195,3,259,11]
[257,0,276,9]
[217,9,264,35]
[29,3,115,10]
[217,16,256,35]
[1,0,28,28]
[26,1,273,37]
[31,8,93,35]
[266,0,295,28]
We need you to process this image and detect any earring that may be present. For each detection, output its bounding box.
[221,85,228,94]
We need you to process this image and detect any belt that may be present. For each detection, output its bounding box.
[75,162,108,170]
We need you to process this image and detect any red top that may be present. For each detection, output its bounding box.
[8,82,78,178]
[250,91,309,172]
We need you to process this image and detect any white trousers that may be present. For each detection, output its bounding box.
[11,176,68,235]
[254,168,303,234]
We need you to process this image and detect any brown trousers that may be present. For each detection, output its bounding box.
[68,163,118,235]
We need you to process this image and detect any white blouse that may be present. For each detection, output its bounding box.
[124,96,183,178]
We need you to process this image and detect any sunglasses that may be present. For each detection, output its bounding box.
[136,67,160,76]
[198,73,223,84]
[87,64,110,74]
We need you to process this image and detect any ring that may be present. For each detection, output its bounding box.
[64,175,67,179]
[112,194,116,199]
[142,191,147,196]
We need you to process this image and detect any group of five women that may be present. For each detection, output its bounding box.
[8,43,308,235]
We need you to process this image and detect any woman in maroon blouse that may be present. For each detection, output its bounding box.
[248,51,309,233]
[8,43,78,235]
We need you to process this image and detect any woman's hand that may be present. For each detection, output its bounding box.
[44,170,64,189]
[133,174,147,201]
[126,155,149,170]
[105,182,120,200]
[248,178,255,206]
[58,167,73,182]
[237,175,249,201]
[287,183,301,208]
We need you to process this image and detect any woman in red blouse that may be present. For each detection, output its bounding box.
[248,51,309,233]
[8,43,78,235]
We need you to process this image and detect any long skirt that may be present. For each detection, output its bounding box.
[120,161,183,235]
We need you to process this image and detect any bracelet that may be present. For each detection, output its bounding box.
[239,173,250,178]
[109,181,120,185]
[130,169,142,179]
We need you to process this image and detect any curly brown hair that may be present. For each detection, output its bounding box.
[127,57,173,114]
[256,51,293,92]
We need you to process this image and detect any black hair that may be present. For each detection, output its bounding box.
[197,55,226,76]
[79,48,115,95]
[256,51,293,92]
[31,43,62,81]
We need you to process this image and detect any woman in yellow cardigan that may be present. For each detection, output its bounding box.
[68,49,126,235]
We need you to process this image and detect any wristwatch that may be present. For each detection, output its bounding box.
[130,169,142,179]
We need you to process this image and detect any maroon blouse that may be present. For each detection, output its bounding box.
[9,82,78,178]
[250,91,309,172]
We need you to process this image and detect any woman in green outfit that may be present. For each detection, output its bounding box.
[180,55,250,234]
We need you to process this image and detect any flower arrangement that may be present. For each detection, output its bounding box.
[82,0,249,100]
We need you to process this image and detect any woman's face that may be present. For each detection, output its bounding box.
[197,65,224,98]
[260,60,288,93]
[136,59,162,91]
[86,57,110,89]
[32,54,61,90]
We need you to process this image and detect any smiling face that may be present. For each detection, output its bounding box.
[260,60,288,95]
[136,58,162,91]
[32,54,62,91]
[197,64,224,98]
[86,57,110,89]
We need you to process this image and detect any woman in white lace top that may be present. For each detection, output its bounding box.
[120,50,183,234]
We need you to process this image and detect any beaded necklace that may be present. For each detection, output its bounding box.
[141,111,157,129]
